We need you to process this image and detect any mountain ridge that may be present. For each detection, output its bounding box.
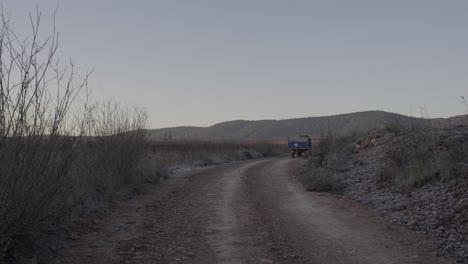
[146,110,464,141]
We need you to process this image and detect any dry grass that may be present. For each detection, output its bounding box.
[78,101,148,195]
[302,168,340,192]
[379,125,467,192]
[146,139,285,167]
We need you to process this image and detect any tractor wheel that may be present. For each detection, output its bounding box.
[291,150,296,158]
[298,150,303,157]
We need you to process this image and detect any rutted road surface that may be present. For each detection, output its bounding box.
[54,158,455,264]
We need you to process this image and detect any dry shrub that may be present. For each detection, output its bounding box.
[303,131,360,193]
[0,9,150,258]
[0,9,91,253]
[135,152,169,184]
[146,139,284,166]
[310,131,360,169]
[79,101,148,195]
[302,168,341,192]
[381,129,464,192]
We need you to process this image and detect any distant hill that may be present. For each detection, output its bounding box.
[146,111,466,142]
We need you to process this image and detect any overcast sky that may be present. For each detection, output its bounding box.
[4,0,468,128]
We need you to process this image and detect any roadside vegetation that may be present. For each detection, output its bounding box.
[303,117,468,193]
[0,9,286,261]
[379,123,468,192]
[146,138,284,167]
[302,130,361,192]
[302,119,468,262]
[0,9,155,260]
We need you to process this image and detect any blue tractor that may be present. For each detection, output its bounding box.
[288,135,312,157]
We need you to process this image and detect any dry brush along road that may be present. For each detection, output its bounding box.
[51,158,456,264]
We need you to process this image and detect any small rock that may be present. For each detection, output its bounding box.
[69,234,79,240]
[49,246,57,253]
[455,198,468,216]
[18,256,37,264]
[113,223,129,231]
[406,219,417,227]
[176,246,185,252]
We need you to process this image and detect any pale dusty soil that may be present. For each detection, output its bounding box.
[49,158,456,264]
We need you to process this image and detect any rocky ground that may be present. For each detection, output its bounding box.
[329,129,468,263]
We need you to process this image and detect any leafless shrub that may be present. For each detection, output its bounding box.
[315,132,334,166]
[0,8,91,252]
[0,8,151,259]
[326,152,350,172]
[302,168,342,192]
[304,130,359,192]
[79,101,148,195]
[310,131,361,169]
[135,152,169,184]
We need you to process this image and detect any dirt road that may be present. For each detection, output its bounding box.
[52,158,455,264]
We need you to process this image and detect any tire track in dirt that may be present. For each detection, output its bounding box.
[52,157,456,264]
[243,158,456,264]
[52,159,276,264]
[115,159,276,264]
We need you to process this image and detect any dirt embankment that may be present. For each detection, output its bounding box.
[308,129,468,263]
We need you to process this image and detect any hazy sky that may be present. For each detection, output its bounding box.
[4,0,468,128]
